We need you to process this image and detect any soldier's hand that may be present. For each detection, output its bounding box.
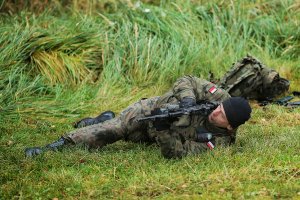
[25,147,44,157]
[195,132,213,143]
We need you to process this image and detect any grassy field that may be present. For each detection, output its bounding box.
[1,0,299,199]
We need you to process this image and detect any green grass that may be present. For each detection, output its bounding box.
[0,0,300,199]
[1,108,299,199]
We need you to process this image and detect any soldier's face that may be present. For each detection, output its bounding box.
[208,104,233,130]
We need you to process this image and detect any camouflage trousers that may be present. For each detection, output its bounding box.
[64,97,159,148]
[64,96,211,158]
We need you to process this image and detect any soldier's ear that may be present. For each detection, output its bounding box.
[227,125,233,131]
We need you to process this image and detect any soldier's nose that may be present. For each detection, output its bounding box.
[213,109,221,117]
[212,111,218,117]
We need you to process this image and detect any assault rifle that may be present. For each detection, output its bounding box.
[137,102,218,130]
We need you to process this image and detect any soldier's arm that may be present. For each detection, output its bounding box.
[157,130,237,159]
[157,131,210,159]
[172,75,231,103]
[172,75,198,102]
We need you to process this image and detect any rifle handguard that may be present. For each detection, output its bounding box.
[137,101,218,123]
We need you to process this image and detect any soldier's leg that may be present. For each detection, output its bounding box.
[66,97,157,148]
[25,117,125,157]
[119,98,157,144]
[25,137,69,157]
[65,117,125,149]
[73,110,115,128]
[25,97,158,157]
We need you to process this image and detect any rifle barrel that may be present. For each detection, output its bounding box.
[287,101,300,107]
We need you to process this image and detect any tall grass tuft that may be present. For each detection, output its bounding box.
[0,0,299,118]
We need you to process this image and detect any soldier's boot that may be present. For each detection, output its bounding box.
[25,137,70,157]
[74,111,115,128]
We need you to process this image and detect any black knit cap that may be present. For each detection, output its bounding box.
[222,97,252,128]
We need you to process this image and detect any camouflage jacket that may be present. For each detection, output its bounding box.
[145,75,236,158]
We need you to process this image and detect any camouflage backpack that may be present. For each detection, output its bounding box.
[218,55,290,100]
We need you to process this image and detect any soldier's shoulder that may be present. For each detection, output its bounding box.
[203,82,231,101]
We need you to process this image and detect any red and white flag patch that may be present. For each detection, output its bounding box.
[208,86,218,94]
[207,141,215,150]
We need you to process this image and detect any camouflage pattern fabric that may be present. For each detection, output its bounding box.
[218,55,289,100]
[65,97,159,148]
[65,76,235,159]
[218,56,263,97]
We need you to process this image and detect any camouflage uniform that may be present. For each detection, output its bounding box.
[65,75,235,159]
